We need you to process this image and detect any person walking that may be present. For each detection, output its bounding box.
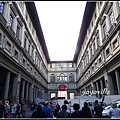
[10,102,16,118]
[94,100,103,118]
[64,100,71,116]
[31,104,46,118]
[70,103,86,118]
[21,101,27,118]
[0,101,5,118]
[109,103,120,118]
[82,102,93,118]
[42,101,53,118]
[14,100,21,118]
[57,105,70,118]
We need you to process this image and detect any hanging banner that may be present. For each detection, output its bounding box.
[58,85,67,91]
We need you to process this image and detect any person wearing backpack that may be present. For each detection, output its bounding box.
[70,103,86,118]
[57,105,70,118]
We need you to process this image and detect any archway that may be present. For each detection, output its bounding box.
[58,85,67,99]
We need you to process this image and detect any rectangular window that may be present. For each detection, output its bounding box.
[103,24,107,36]
[0,2,4,14]
[69,63,73,68]
[109,11,115,26]
[6,41,11,52]
[24,38,27,49]
[14,50,18,59]
[16,26,20,38]
[31,46,34,57]
[99,57,102,64]
[97,35,100,47]
[8,14,13,27]
[113,39,118,49]
[23,59,25,67]
[106,48,110,56]
[93,42,96,52]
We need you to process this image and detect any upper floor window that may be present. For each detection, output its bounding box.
[118,1,120,10]
[57,73,67,82]
[0,2,5,14]
[109,11,115,26]
[96,32,100,47]
[106,48,110,57]
[16,26,20,38]
[0,33,2,43]
[69,73,74,82]
[50,74,55,82]
[8,14,13,27]
[24,38,27,49]
[69,63,73,68]
[103,23,107,37]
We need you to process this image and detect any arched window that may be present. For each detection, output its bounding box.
[50,74,55,82]
[57,73,67,82]
[69,73,74,82]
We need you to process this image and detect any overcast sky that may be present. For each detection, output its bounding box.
[35,1,86,61]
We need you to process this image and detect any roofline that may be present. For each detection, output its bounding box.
[25,2,51,63]
[73,2,96,63]
[26,2,96,64]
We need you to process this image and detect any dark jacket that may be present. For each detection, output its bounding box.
[57,110,70,118]
[0,105,5,118]
[94,104,103,118]
[70,110,86,118]
[31,110,47,118]
[82,106,92,118]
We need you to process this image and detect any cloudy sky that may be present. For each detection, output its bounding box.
[35,1,86,61]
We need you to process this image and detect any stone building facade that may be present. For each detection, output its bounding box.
[0,1,120,103]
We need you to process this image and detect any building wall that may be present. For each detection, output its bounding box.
[76,1,120,98]
[0,1,48,103]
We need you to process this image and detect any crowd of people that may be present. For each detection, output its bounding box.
[31,99,104,118]
[1,99,120,118]
[0,100,27,118]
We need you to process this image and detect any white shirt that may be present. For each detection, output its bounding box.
[65,104,71,113]
[109,108,120,118]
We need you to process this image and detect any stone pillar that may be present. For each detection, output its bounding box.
[4,71,11,100]
[104,72,114,95]
[115,69,120,95]
[36,88,38,98]
[21,80,25,102]
[29,83,33,103]
[16,74,21,100]
[12,75,18,101]
[96,81,100,98]
[12,17,17,33]
[100,78,104,90]
[3,3,10,21]
[26,82,29,102]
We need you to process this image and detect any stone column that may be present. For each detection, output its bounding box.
[100,78,104,90]
[29,83,33,103]
[96,81,100,98]
[12,75,18,101]
[104,72,114,95]
[115,69,120,95]
[21,80,25,102]
[16,74,21,100]
[26,82,29,102]
[4,71,11,100]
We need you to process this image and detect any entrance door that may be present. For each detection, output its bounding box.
[58,85,67,99]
